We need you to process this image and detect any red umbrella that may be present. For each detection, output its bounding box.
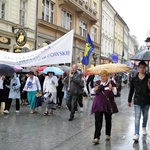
[37,66,48,72]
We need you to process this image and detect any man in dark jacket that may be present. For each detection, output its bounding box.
[128,61,150,142]
[65,64,82,121]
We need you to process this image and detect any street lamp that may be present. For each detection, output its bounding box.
[92,53,97,66]
[145,37,150,73]
[145,37,150,50]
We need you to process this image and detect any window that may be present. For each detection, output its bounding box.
[42,0,54,23]
[93,2,97,11]
[20,0,26,26]
[105,40,107,54]
[102,15,104,31]
[108,21,111,35]
[91,27,97,42]
[108,42,110,53]
[79,20,87,37]
[105,18,107,33]
[61,10,72,30]
[0,1,5,19]
[84,0,88,4]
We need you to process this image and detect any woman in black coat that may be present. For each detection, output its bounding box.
[56,75,64,108]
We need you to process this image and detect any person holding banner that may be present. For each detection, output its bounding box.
[65,64,82,121]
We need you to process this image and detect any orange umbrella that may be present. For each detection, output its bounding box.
[87,63,132,75]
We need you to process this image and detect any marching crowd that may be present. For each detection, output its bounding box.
[0,61,150,144]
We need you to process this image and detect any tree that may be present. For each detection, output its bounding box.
[132,35,140,54]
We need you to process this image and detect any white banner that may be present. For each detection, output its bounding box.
[0,30,74,67]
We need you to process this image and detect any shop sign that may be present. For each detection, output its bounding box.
[0,36,11,44]
[112,54,118,63]
[16,29,27,46]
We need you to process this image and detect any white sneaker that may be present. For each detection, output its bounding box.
[105,135,111,140]
[133,134,139,142]
[3,110,9,114]
[80,107,83,112]
[92,138,99,144]
[142,127,147,135]
[15,111,20,113]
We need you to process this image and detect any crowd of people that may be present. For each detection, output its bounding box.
[0,61,149,144]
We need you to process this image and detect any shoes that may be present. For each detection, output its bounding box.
[68,117,73,121]
[133,134,139,142]
[57,105,61,108]
[3,110,9,114]
[105,135,111,140]
[142,127,147,135]
[50,110,54,115]
[15,110,20,113]
[44,111,49,116]
[80,107,83,112]
[92,138,99,144]
[30,110,35,114]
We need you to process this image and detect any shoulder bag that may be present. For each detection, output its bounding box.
[101,91,119,114]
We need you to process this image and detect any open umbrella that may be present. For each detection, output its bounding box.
[13,66,23,71]
[87,63,132,75]
[57,65,71,72]
[42,67,64,75]
[130,49,150,72]
[0,64,15,76]
[16,68,31,74]
[130,50,150,61]
[37,66,48,72]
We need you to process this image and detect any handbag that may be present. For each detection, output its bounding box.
[35,92,42,107]
[47,101,56,110]
[35,96,42,107]
[102,91,119,114]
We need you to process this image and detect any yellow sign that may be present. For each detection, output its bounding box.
[16,29,27,46]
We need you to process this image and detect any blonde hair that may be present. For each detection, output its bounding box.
[100,70,109,76]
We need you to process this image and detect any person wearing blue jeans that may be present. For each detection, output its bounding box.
[128,61,150,142]
[134,105,149,135]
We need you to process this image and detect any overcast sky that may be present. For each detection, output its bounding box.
[108,0,150,46]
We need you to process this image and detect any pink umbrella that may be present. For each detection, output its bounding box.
[37,66,48,72]
[13,66,23,71]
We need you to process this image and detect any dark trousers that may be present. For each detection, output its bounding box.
[5,99,20,111]
[94,111,112,139]
[57,97,63,106]
[67,95,78,119]
[0,89,4,107]
[77,94,83,108]
[86,83,90,94]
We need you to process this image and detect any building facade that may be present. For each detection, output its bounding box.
[37,0,101,66]
[114,13,124,63]
[123,24,130,62]
[0,0,37,53]
[101,0,116,64]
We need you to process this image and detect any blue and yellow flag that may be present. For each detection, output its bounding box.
[82,34,94,66]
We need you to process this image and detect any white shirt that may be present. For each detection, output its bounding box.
[43,76,58,93]
[0,76,4,89]
[23,76,41,91]
[101,79,117,95]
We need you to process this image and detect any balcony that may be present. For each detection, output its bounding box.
[58,0,97,24]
